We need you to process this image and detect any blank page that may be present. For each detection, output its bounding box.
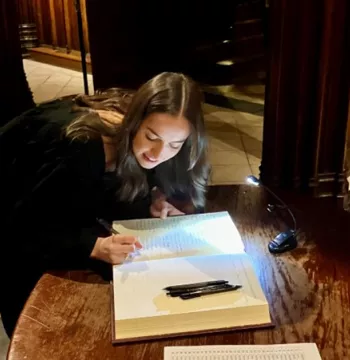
[164,344,322,360]
[113,253,267,321]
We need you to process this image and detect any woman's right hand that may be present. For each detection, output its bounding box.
[90,235,142,265]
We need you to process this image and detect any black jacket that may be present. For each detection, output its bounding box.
[0,99,151,267]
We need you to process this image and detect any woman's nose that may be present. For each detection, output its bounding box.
[150,142,164,159]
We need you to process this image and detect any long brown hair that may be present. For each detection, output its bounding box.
[66,72,209,208]
[65,88,133,140]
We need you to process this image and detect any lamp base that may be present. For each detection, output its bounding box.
[268,229,297,254]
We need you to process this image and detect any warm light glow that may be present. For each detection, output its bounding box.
[113,212,246,258]
[216,60,235,66]
[246,175,261,187]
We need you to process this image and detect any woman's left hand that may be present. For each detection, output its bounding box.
[150,189,184,219]
[96,110,123,125]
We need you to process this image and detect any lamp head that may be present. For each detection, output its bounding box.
[246,175,261,187]
[245,174,298,254]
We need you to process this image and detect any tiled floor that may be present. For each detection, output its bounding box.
[23,59,94,103]
[23,59,262,186]
[204,103,262,184]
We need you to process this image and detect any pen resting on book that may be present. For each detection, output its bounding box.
[164,280,229,291]
[180,285,241,300]
[164,280,242,300]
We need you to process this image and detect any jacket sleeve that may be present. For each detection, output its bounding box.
[1,122,107,264]
[34,139,106,263]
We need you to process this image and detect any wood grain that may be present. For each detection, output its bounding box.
[7,185,350,360]
[39,0,53,46]
[15,0,89,52]
[15,0,34,24]
[343,94,350,209]
[262,0,350,196]
[35,0,44,44]
[80,0,90,53]
[63,0,72,51]
[53,0,67,51]
[48,0,58,48]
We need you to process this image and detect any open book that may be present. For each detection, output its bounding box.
[111,211,272,343]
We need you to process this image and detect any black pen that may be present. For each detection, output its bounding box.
[96,218,119,235]
[180,285,242,300]
[97,218,141,260]
[167,284,233,297]
[164,280,229,292]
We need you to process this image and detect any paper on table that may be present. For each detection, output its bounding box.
[113,211,245,262]
[164,344,322,360]
[113,253,266,320]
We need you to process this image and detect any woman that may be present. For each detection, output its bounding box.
[0,72,209,337]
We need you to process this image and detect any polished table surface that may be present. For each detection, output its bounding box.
[7,186,350,360]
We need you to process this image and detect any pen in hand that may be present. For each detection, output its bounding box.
[96,218,142,259]
[96,218,118,235]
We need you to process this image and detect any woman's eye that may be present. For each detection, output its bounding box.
[170,144,181,150]
[146,134,157,141]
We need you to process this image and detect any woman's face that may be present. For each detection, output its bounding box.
[132,112,191,169]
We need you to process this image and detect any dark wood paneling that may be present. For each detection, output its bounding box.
[66,0,81,51]
[86,0,155,89]
[312,0,350,194]
[80,0,90,53]
[261,0,350,197]
[15,0,89,53]
[0,0,34,125]
[35,0,44,43]
[15,0,35,24]
[54,0,67,49]
[86,0,265,89]
[40,0,53,46]
[343,97,350,210]
[63,0,73,50]
[48,0,58,48]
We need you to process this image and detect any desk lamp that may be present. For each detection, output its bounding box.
[246,175,298,254]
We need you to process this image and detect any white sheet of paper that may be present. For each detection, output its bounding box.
[113,253,266,321]
[164,344,322,360]
[113,211,245,262]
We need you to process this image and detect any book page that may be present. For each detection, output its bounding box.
[113,253,266,321]
[164,344,322,360]
[112,211,244,262]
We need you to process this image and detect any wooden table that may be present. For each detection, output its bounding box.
[7,186,350,360]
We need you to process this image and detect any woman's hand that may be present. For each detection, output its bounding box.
[95,110,123,125]
[150,188,184,219]
[90,235,142,265]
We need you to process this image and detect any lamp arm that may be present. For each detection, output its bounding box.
[261,184,297,234]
